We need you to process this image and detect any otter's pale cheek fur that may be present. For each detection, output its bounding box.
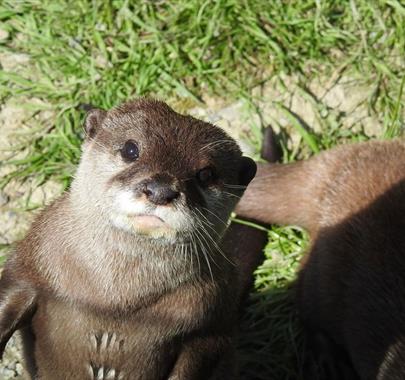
[110,189,195,240]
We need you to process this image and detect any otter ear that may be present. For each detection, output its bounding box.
[238,156,257,187]
[81,105,107,139]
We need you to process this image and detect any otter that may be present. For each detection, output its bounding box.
[236,136,405,379]
[0,98,264,380]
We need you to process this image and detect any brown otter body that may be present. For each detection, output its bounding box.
[237,138,405,379]
[0,99,263,379]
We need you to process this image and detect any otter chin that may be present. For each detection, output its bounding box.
[109,188,194,241]
[131,214,166,228]
[111,212,173,238]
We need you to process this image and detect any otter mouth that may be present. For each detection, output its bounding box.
[111,191,193,240]
[130,214,167,229]
[112,212,175,239]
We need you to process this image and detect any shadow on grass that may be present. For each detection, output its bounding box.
[223,221,309,379]
[237,283,306,380]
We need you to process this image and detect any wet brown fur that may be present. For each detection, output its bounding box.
[236,138,405,379]
[0,99,265,380]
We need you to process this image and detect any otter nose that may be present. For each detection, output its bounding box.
[143,181,180,206]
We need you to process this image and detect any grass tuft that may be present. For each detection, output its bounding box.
[1,0,404,186]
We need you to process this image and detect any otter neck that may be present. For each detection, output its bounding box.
[41,193,224,309]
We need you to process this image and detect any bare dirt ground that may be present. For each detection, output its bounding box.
[0,50,385,378]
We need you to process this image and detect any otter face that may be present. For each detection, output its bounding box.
[74,99,256,244]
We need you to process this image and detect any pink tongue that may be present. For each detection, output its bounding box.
[133,215,166,228]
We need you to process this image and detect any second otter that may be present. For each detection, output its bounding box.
[237,138,405,379]
[0,99,260,379]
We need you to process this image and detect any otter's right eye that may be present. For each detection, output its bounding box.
[121,140,139,161]
[196,167,216,186]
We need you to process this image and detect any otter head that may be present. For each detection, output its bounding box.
[73,99,256,246]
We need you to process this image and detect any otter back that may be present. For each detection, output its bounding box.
[237,139,405,379]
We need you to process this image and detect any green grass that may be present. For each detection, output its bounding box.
[238,226,308,379]
[0,1,404,379]
[1,0,404,186]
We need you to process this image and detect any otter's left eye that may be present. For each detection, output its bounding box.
[121,140,139,161]
[197,167,216,186]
